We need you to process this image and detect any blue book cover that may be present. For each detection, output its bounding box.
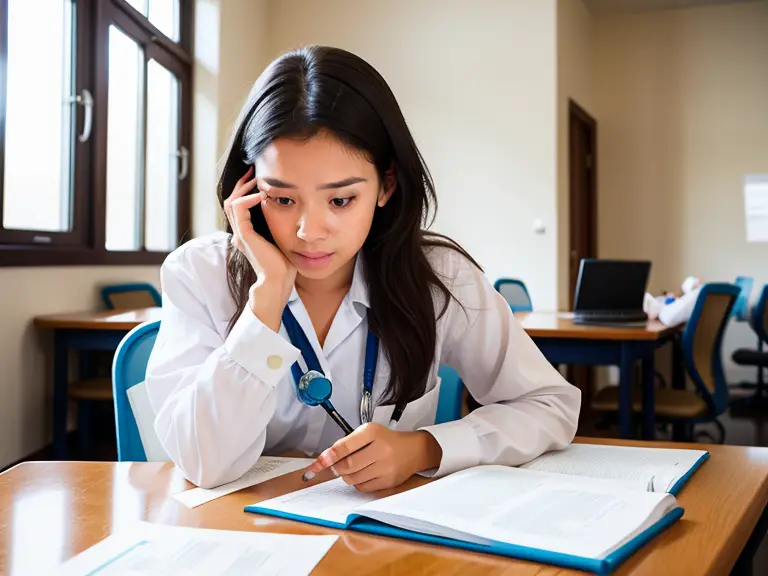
[245,502,683,575]
[244,454,707,575]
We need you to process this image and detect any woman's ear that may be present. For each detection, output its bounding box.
[377,164,397,207]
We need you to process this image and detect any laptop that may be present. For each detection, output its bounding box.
[572,259,652,325]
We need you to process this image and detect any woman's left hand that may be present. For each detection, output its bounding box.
[303,423,443,492]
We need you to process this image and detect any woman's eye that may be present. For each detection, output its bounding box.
[276,197,294,206]
[331,197,352,208]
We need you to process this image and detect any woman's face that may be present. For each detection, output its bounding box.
[255,132,394,282]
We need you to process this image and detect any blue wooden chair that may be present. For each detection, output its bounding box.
[102,283,161,310]
[493,278,533,313]
[593,283,740,442]
[112,320,163,461]
[436,366,464,424]
[112,320,465,461]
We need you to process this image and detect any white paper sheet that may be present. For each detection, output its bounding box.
[54,522,337,576]
[745,175,768,243]
[173,456,315,508]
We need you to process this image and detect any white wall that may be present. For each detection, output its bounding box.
[556,0,597,309]
[265,0,561,309]
[192,0,271,237]
[595,0,768,380]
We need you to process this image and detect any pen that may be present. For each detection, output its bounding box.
[321,402,354,435]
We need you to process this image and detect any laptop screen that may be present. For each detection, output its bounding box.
[573,260,651,312]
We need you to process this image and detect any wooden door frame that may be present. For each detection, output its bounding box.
[568,99,598,308]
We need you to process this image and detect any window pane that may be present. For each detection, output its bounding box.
[106,26,143,252]
[145,60,180,252]
[3,0,75,233]
[126,0,180,41]
[125,0,148,12]
[149,0,180,41]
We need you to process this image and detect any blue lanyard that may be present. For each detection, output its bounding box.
[281,306,379,424]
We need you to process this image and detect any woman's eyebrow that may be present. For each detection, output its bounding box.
[261,177,297,189]
[318,177,367,190]
[260,176,367,189]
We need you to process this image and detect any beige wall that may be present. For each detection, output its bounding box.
[193,0,271,237]
[0,266,159,468]
[595,0,768,379]
[556,0,597,309]
[265,0,561,308]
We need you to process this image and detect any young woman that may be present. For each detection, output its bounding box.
[146,46,580,490]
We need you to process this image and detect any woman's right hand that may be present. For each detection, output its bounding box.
[224,166,297,332]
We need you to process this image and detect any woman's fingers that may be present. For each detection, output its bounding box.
[224,166,258,227]
[333,443,379,477]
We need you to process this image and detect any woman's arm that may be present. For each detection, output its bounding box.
[420,249,581,477]
[145,244,300,488]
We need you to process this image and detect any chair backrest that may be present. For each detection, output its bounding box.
[750,284,768,345]
[102,283,162,310]
[493,278,533,313]
[436,365,464,424]
[681,283,740,416]
[112,320,162,461]
[733,276,754,321]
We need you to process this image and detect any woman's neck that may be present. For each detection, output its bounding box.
[294,256,357,347]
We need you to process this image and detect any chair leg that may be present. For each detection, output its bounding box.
[714,419,726,444]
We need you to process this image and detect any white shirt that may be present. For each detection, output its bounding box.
[146,232,581,488]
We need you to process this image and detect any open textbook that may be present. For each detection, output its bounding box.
[247,444,708,575]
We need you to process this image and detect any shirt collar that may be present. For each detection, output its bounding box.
[287,254,370,309]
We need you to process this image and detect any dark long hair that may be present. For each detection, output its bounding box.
[217,46,480,410]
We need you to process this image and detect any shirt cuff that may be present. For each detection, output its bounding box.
[418,418,482,478]
[224,305,301,387]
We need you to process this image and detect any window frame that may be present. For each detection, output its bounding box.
[0,0,193,267]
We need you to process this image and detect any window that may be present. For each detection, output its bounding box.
[0,0,192,266]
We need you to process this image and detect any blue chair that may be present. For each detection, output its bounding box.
[436,366,464,424]
[112,320,162,461]
[102,283,161,310]
[593,283,740,442]
[493,278,533,313]
[733,276,754,321]
[113,320,465,460]
[732,284,768,403]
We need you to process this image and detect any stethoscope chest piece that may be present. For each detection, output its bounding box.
[298,370,333,406]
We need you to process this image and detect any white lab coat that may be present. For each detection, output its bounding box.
[146,232,580,488]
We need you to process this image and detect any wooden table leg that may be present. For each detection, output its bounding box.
[53,331,69,460]
[619,343,634,439]
[642,352,656,440]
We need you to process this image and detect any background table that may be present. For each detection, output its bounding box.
[516,312,682,440]
[34,308,163,458]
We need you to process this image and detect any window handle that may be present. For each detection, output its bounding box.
[175,146,189,181]
[66,89,93,142]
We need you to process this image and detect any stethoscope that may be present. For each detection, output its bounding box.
[281,306,403,435]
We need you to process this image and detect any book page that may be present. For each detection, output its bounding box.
[173,456,315,508]
[254,477,378,526]
[520,444,706,492]
[356,466,676,560]
[54,522,337,576]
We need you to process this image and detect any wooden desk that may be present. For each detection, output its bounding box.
[515,312,678,341]
[34,308,163,459]
[34,308,163,331]
[1,438,766,575]
[516,312,682,440]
